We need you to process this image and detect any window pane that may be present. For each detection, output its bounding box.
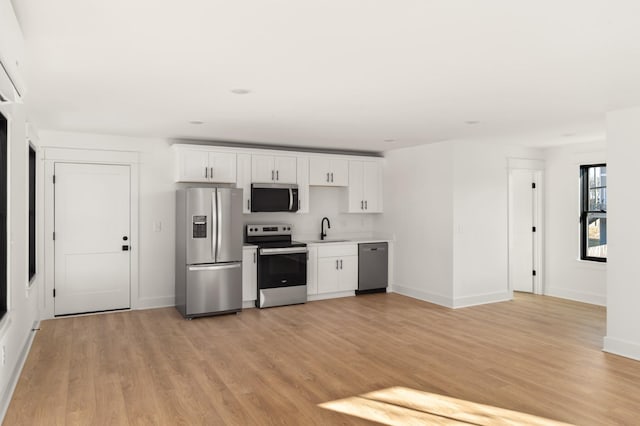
[587,166,606,211]
[585,213,607,259]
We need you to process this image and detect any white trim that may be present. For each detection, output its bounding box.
[0,320,39,421]
[603,336,640,361]
[242,301,255,309]
[390,284,453,308]
[545,287,606,306]
[452,291,511,309]
[42,147,140,319]
[308,291,355,302]
[136,296,175,310]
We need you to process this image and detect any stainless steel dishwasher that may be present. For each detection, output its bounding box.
[357,242,388,294]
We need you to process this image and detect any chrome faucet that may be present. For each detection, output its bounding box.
[320,217,331,240]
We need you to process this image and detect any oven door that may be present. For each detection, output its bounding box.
[257,247,307,289]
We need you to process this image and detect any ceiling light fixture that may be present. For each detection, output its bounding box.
[188,120,204,125]
[384,139,396,143]
[231,89,251,95]
[465,120,480,125]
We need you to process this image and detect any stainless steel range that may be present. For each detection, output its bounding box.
[246,224,308,308]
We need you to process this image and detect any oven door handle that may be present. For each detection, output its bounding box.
[259,247,308,255]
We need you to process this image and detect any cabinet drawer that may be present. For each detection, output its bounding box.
[318,244,358,258]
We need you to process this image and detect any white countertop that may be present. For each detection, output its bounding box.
[300,238,391,247]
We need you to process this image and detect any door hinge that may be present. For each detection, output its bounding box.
[53,175,56,184]
[532,270,537,276]
[532,226,536,232]
[532,182,536,189]
[53,288,56,298]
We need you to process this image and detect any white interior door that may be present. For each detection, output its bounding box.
[510,170,535,293]
[54,163,131,315]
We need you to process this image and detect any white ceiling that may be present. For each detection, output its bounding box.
[11,0,640,152]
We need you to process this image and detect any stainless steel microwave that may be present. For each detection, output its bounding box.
[251,184,299,212]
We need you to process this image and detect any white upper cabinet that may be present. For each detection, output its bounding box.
[251,155,297,184]
[296,157,310,214]
[309,157,348,186]
[347,160,383,213]
[236,153,252,213]
[175,148,237,183]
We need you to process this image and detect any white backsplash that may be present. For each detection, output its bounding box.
[242,186,377,241]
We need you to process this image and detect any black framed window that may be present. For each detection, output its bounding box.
[580,164,607,262]
[28,144,36,281]
[0,113,7,318]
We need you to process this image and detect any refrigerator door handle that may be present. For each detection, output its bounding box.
[216,190,223,262]
[188,263,241,272]
[211,191,217,261]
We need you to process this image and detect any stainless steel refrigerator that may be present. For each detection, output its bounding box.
[175,187,243,318]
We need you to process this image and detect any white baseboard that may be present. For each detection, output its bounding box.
[452,291,511,309]
[390,285,453,308]
[0,320,40,423]
[308,291,355,302]
[136,296,175,310]
[545,287,606,306]
[242,301,256,309]
[603,336,640,361]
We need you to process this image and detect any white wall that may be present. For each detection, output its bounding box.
[379,141,454,305]
[38,130,380,310]
[39,130,177,309]
[543,141,606,305]
[379,139,543,308]
[604,106,640,360]
[0,103,41,417]
[452,141,511,307]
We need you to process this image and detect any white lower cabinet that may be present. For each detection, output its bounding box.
[242,247,257,302]
[316,244,358,294]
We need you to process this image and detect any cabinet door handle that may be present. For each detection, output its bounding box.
[272,170,275,181]
[331,172,334,183]
[361,200,364,210]
[365,200,368,210]
[210,167,213,179]
[276,170,279,181]
[247,199,250,210]
[340,259,343,269]
[205,167,208,178]
[253,252,256,263]
[336,259,339,270]
[326,172,330,182]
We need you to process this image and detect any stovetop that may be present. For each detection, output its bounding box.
[245,223,306,248]
[254,241,307,249]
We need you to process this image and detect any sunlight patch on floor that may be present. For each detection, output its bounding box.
[319,386,574,426]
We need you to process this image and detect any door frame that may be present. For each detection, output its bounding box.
[508,158,545,297]
[42,148,140,319]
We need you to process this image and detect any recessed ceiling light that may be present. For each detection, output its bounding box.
[231,89,251,95]
[465,120,480,125]
[384,139,396,143]
[188,120,204,125]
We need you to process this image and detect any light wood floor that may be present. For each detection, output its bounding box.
[5,293,640,425]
